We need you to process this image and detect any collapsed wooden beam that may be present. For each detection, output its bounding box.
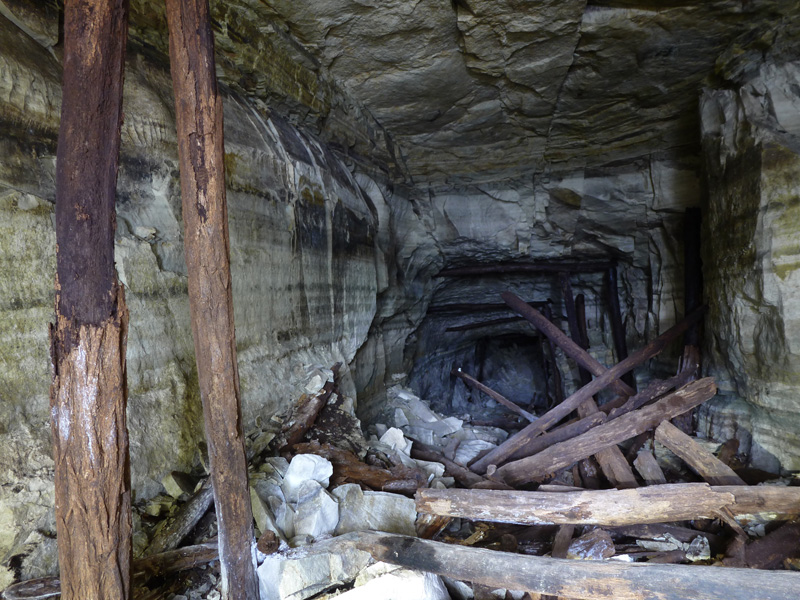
[502,291,635,397]
[452,369,537,422]
[416,483,800,526]
[437,261,616,277]
[495,378,717,485]
[654,421,746,486]
[349,531,800,600]
[470,308,706,474]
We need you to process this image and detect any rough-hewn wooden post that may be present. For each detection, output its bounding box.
[165,0,259,598]
[50,0,131,598]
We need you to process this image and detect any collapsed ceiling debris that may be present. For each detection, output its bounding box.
[3,0,800,597]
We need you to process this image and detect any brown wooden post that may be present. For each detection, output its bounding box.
[165,0,259,598]
[50,0,131,598]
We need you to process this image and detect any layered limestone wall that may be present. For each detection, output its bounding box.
[0,11,388,585]
[700,60,800,472]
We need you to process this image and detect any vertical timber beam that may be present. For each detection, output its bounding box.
[51,0,132,598]
[165,1,259,598]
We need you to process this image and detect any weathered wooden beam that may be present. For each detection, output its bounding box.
[563,284,638,489]
[429,300,548,313]
[165,0,258,597]
[145,478,214,556]
[632,450,667,486]
[3,543,220,600]
[495,378,717,486]
[603,365,697,419]
[503,413,606,464]
[541,304,564,407]
[503,291,635,397]
[654,421,746,486]
[416,483,800,526]
[51,1,131,598]
[409,438,489,488]
[470,307,706,474]
[605,266,636,389]
[445,316,527,332]
[437,261,615,277]
[453,369,537,422]
[349,531,800,600]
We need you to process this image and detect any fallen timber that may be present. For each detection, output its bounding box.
[452,369,537,422]
[437,260,616,276]
[503,291,635,397]
[495,378,717,486]
[655,421,747,486]
[556,282,638,489]
[348,531,800,600]
[470,306,707,474]
[3,543,219,600]
[416,483,800,526]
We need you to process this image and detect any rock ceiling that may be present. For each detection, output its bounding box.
[6,0,799,183]
[253,0,797,182]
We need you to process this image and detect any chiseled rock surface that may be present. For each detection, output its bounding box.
[258,0,777,180]
[0,11,385,585]
[701,58,800,471]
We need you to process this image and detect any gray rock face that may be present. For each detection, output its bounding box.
[700,58,800,471]
[0,10,386,586]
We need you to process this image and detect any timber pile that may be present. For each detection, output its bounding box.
[8,290,800,600]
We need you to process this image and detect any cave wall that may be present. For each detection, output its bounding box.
[0,10,390,585]
[700,60,800,471]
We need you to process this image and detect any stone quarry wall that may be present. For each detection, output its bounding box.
[700,60,800,472]
[0,12,389,585]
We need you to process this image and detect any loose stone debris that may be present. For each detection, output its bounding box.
[7,293,800,600]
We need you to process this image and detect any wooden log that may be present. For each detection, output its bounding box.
[605,267,636,389]
[429,300,549,314]
[604,365,697,420]
[145,478,214,556]
[453,369,537,422]
[541,304,564,407]
[503,291,634,397]
[4,543,219,600]
[654,421,746,486]
[495,378,716,486]
[632,451,667,486]
[446,316,527,332]
[438,261,615,277]
[165,1,258,597]
[743,521,800,569]
[503,413,606,464]
[567,287,638,489]
[470,320,706,476]
[293,441,427,493]
[416,483,800,526]
[409,439,488,488]
[349,531,800,600]
[51,1,131,598]
[279,376,337,450]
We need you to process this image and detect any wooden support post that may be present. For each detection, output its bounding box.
[654,421,746,486]
[470,306,705,474]
[165,0,258,597]
[349,531,800,600]
[605,266,636,389]
[561,282,638,489]
[416,483,800,526]
[495,378,717,486]
[50,1,131,598]
[541,304,564,408]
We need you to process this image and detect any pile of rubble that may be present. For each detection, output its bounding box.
[7,297,800,600]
